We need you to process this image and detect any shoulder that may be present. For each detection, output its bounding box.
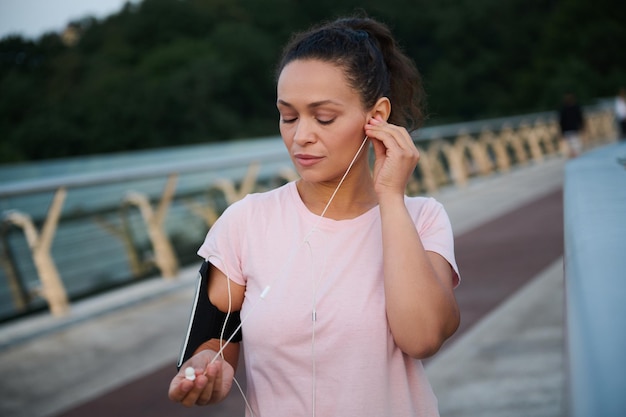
[229,182,292,208]
[404,195,444,214]
[219,182,294,221]
[404,195,451,227]
[206,182,295,240]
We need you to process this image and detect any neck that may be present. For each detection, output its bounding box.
[296,164,378,220]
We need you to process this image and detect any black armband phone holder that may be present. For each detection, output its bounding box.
[176,260,242,370]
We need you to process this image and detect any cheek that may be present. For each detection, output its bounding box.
[279,123,293,143]
[341,119,367,143]
[330,126,367,159]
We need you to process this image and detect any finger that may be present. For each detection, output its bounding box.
[370,116,414,146]
[368,128,418,164]
[211,362,225,402]
[366,126,399,156]
[377,128,419,163]
[180,374,210,407]
[373,115,409,137]
[379,124,415,151]
[371,137,387,160]
[168,375,195,403]
[366,118,413,151]
[170,372,210,408]
[197,362,220,405]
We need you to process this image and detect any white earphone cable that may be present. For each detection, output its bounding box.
[209,136,369,417]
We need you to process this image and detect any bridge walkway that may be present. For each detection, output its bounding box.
[0,156,567,417]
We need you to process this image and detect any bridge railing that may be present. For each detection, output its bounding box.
[0,102,617,320]
[563,141,626,417]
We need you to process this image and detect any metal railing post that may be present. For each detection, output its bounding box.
[124,174,179,279]
[3,188,69,316]
[187,162,263,228]
[93,214,151,278]
[0,230,28,311]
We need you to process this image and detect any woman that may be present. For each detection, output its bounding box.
[169,15,460,416]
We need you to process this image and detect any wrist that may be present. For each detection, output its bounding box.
[376,191,405,207]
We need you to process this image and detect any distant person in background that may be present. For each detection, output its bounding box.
[558,93,585,158]
[614,88,626,141]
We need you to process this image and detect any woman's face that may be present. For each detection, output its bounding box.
[276,59,369,183]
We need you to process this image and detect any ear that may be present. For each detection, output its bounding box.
[370,97,391,121]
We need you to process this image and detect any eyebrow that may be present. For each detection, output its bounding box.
[276,99,342,109]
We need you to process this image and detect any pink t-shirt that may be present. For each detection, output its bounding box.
[198,182,459,417]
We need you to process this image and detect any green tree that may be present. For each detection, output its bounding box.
[1,0,625,162]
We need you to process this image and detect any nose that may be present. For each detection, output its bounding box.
[293,118,316,146]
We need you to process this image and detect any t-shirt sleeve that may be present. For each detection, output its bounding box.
[197,198,248,286]
[414,197,460,288]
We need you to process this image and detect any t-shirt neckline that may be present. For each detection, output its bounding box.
[287,181,379,228]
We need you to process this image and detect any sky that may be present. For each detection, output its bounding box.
[0,0,140,39]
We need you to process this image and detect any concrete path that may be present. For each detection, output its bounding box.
[427,258,565,417]
[0,157,567,417]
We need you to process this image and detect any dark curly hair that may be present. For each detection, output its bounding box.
[276,16,426,131]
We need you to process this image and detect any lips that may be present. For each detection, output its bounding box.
[294,153,324,167]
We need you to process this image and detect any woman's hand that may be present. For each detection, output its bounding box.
[365,116,420,196]
[168,349,235,407]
